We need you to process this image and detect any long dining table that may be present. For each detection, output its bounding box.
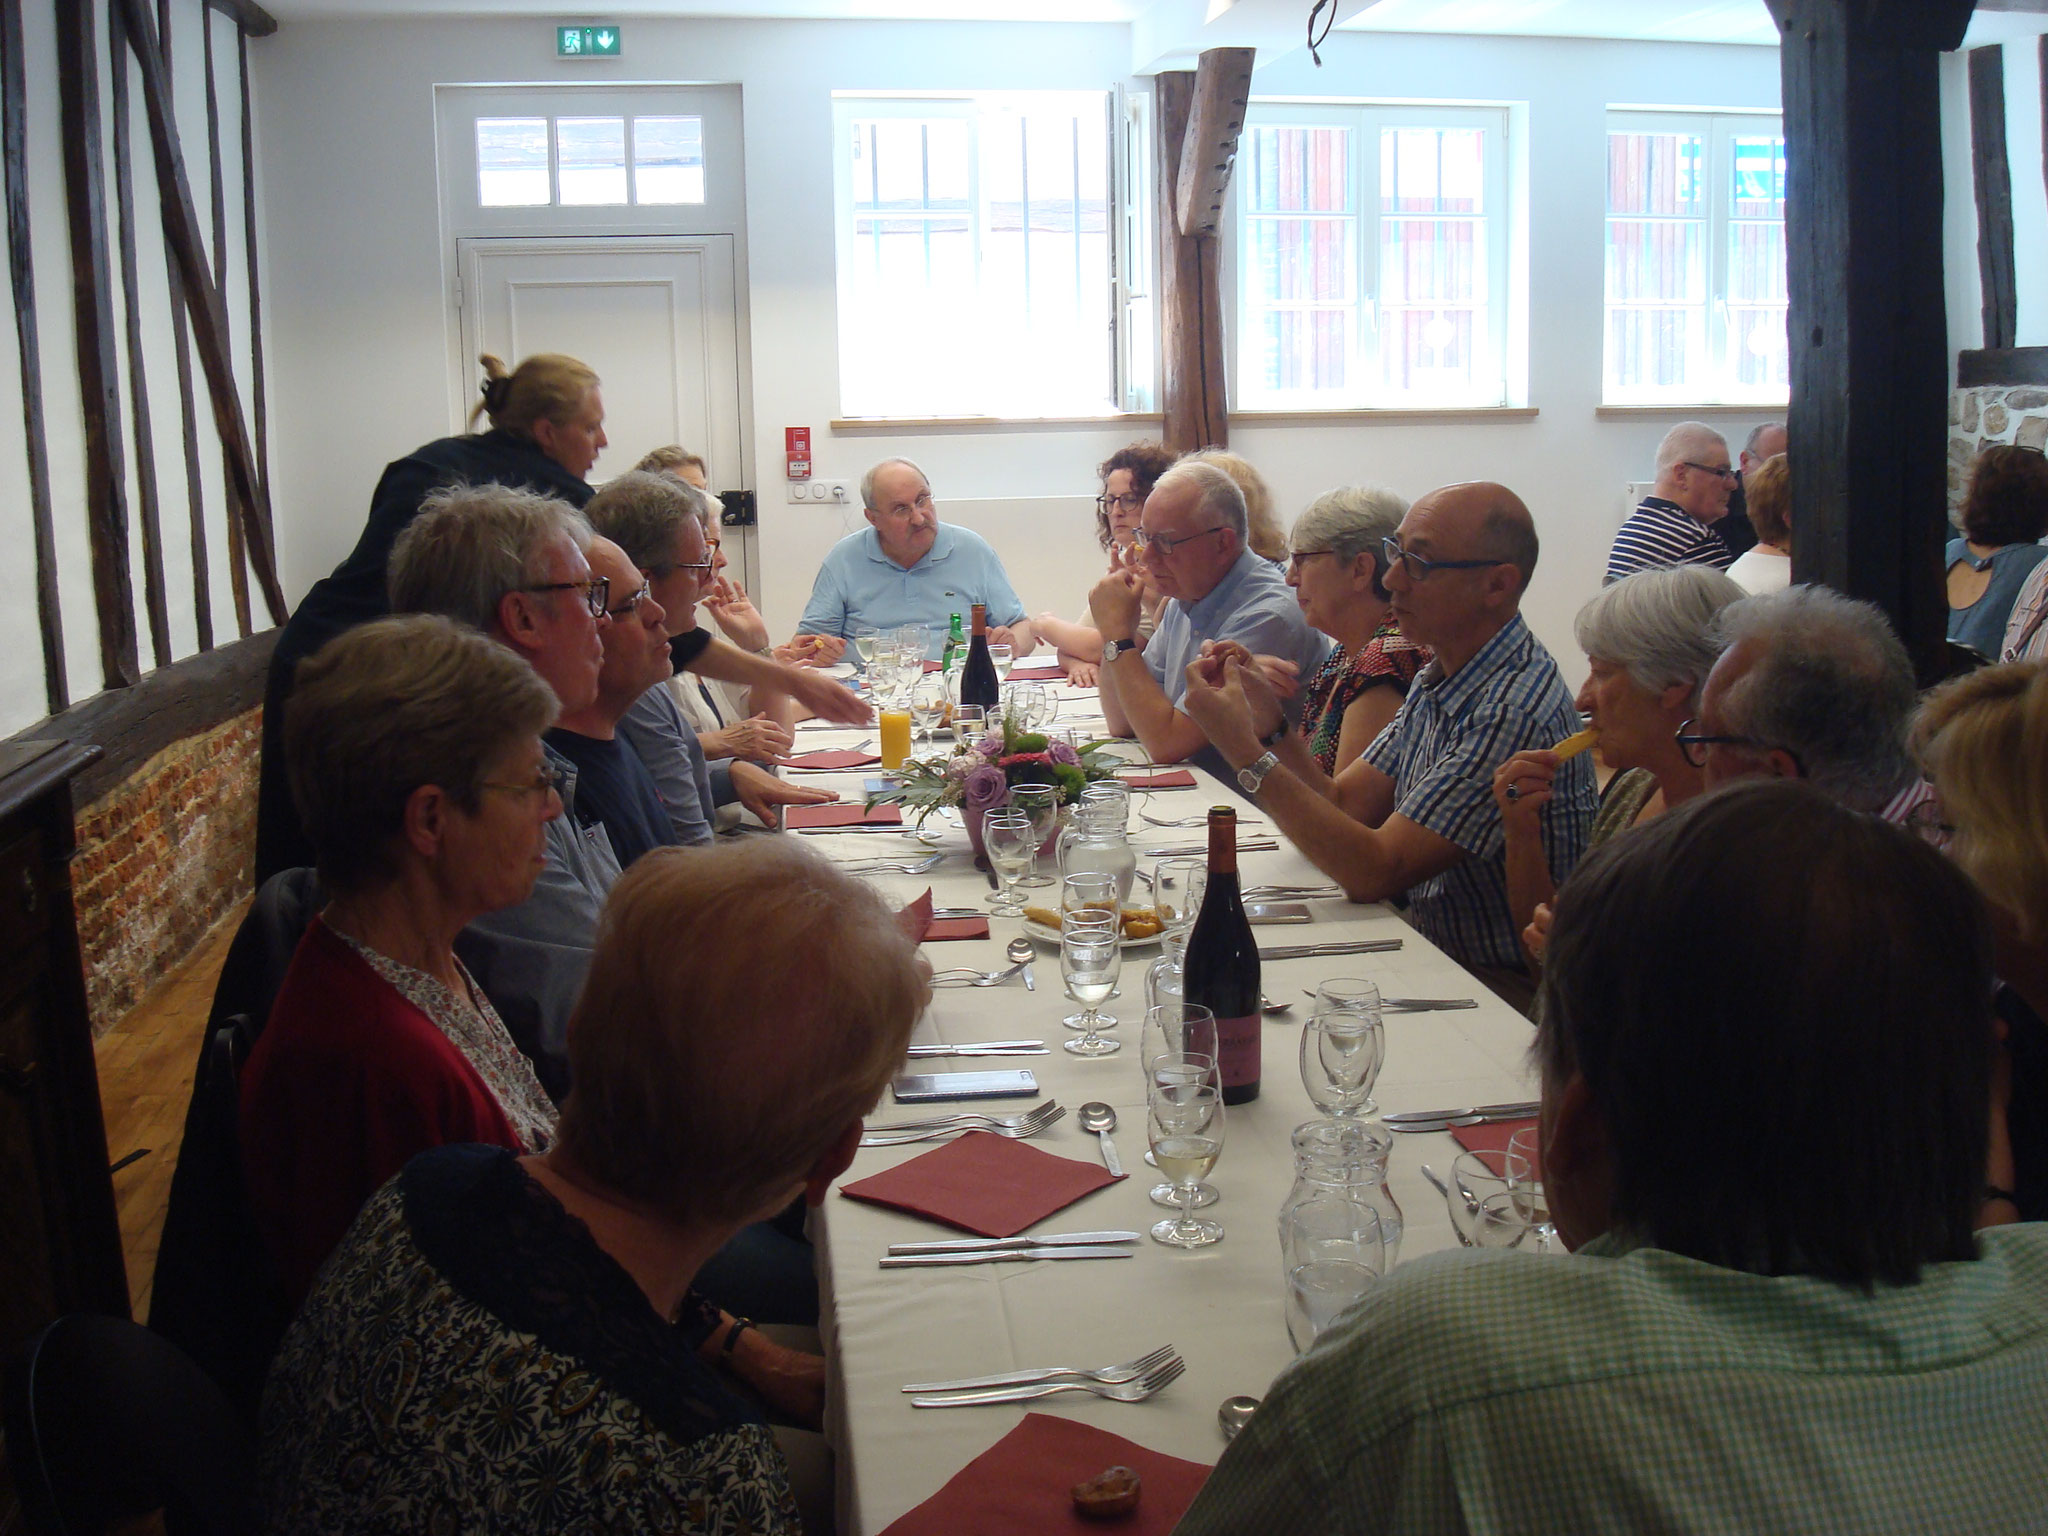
[785,679,1540,1534]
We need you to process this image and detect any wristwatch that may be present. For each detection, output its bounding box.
[1236,750,1281,796]
[1102,636,1140,663]
[1259,719,1290,748]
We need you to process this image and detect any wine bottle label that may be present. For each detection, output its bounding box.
[1216,1012,1261,1090]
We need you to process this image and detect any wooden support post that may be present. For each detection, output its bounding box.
[108,0,172,668]
[1174,48,1255,239]
[1968,47,2017,351]
[115,0,287,625]
[238,29,274,573]
[200,2,249,636]
[1156,61,1247,455]
[3,0,62,711]
[56,0,142,692]
[159,0,214,654]
[1767,0,1973,685]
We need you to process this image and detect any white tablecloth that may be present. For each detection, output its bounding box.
[789,693,1536,1533]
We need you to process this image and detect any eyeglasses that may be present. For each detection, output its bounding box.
[1286,550,1337,574]
[644,557,717,579]
[1673,718,1805,775]
[1680,461,1738,484]
[1097,491,1145,515]
[480,764,566,805]
[1134,524,1229,559]
[1379,537,1509,583]
[521,577,610,617]
[879,491,935,516]
[605,581,655,620]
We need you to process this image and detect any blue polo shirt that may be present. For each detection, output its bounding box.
[1146,547,1331,704]
[796,524,1026,657]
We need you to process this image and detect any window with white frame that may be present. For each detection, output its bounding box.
[832,92,1116,419]
[1234,103,1511,410]
[1604,110,1787,404]
[475,113,704,207]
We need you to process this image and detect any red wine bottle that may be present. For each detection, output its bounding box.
[960,603,1002,713]
[1184,805,1260,1104]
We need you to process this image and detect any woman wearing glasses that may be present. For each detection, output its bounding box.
[1034,440,1177,685]
[1490,566,1743,962]
[240,615,564,1306]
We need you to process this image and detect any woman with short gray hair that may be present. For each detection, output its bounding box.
[1287,486,1429,780]
[1490,565,1744,961]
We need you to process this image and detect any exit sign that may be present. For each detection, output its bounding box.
[556,25,621,58]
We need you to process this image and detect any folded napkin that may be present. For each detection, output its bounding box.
[841,1130,1120,1237]
[879,1412,1212,1536]
[1120,768,1197,789]
[780,747,881,769]
[898,889,990,943]
[922,659,944,673]
[784,802,901,830]
[1004,663,1067,682]
[1451,1117,1541,1176]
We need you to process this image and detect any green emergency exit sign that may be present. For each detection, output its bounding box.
[557,25,621,58]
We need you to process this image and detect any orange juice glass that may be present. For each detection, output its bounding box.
[879,708,913,770]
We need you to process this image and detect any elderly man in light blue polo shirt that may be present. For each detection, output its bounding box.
[792,458,1035,659]
[1091,460,1328,772]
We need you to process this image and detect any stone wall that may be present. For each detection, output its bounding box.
[70,708,259,1033]
[1949,384,2048,522]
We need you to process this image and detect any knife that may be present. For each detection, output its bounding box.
[1258,939,1405,960]
[1384,1100,1539,1125]
[1143,840,1280,857]
[904,1043,1049,1057]
[880,1246,1134,1268]
[888,1230,1140,1256]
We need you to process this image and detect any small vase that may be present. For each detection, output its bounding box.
[962,782,1011,863]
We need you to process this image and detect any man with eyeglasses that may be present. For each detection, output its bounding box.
[1181,482,1592,1008]
[791,457,1035,658]
[1091,460,1329,778]
[1606,422,1739,584]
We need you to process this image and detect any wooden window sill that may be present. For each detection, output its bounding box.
[1596,403,1788,418]
[830,413,1164,433]
[1232,406,1537,424]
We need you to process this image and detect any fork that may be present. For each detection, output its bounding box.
[861,1105,1064,1147]
[903,1345,1176,1394]
[840,853,945,875]
[1141,811,1262,830]
[929,961,1026,988]
[911,1355,1185,1408]
[871,1101,1061,1133]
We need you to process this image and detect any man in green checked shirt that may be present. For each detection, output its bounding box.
[1177,782,2048,1535]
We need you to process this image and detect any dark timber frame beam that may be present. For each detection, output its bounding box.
[1766,0,1972,685]
[204,0,276,36]
[1968,46,2017,351]
[159,0,213,654]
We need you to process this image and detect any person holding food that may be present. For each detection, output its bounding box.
[1033,440,1178,686]
[1490,566,1743,964]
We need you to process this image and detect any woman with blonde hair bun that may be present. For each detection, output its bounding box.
[257,351,607,879]
[1186,447,1289,563]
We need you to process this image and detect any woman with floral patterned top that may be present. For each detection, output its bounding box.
[1286,487,1429,784]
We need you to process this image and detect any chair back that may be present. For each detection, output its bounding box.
[2,1313,255,1536]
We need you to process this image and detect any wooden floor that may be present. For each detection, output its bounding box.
[92,902,244,1321]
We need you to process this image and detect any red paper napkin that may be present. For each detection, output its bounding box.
[1120,768,1197,789]
[1005,663,1067,681]
[781,747,881,769]
[784,802,901,830]
[898,889,990,942]
[922,659,944,673]
[879,1412,1212,1536]
[841,1130,1120,1237]
[1451,1117,1541,1176]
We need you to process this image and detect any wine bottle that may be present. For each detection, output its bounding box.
[941,611,964,678]
[1183,806,1260,1104]
[960,603,1002,713]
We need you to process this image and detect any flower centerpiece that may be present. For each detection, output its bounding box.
[866,714,1126,854]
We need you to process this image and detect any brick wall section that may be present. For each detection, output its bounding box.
[70,708,260,1034]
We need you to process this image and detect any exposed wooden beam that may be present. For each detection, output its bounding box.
[1766,0,1973,685]
[114,0,287,625]
[159,0,214,654]
[56,0,143,692]
[3,0,64,713]
[1174,47,1255,238]
[238,29,275,578]
[108,0,172,668]
[1968,47,2018,352]
[204,0,276,37]
[1156,70,1228,454]
[1957,347,2048,388]
[201,2,249,636]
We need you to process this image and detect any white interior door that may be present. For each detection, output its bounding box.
[458,234,752,589]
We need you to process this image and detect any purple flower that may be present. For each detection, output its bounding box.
[964,764,1009,805]
[1047,740,1081,767]
[974,732,1005,760]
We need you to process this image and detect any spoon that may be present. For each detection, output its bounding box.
[1077,1102,1124,1177]
[1261,995,1292,1015]
[1218,1395,1261,1442]
[1006,936,1037,992]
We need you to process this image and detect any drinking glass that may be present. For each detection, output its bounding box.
[1312,977,1382,1016]
[1139,1004,1219,1209]
[852,626,881,668]
[988,642,1014,681]
[1060,912,1123,1054]
[1007,781,1060,888]
[1152,858,1207,939]
[893,623,930,662]
[878,706,913,770]
[909,673,949,749]
[983,812,1036,916]
[1060,871,1119,926]
[1506,1127,1559,1254]
[1281,1194,1383,1353]
[1445,1149,1528,1250]
[1147,1054,1225,1247]
[1003,683,1044,732]
[1300,994,1385,1118]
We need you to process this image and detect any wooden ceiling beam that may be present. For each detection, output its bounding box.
[204,0,276,37]
[1174,47,1255,238]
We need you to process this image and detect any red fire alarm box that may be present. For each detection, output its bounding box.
[785,427,812,478]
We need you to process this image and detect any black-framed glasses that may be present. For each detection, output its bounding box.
[1286,549,1338,575]
[644,557,717,579]
[1134,524,1229,558]
[1680,461,1738,483]
[1379,537,1508,583]
[480,763,566,805]
[606,581,655,620]
[1097,490,1145,515]
[521,577,610,617]
[1674,718,1805,775]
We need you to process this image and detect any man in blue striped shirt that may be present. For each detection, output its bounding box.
[1605,422,1738,583]
[1183,482,1592,1001]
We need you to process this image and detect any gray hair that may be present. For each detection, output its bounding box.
[1152,460,1247,539]
[861,457,930,513]
[1575,566,1745,710]
[388,482,592,633]
[1745,421,1786,456]
[1655,421,1730,474]
[1712,586,1919,812]
[585,469,702,572]
[1291,487,1409,601]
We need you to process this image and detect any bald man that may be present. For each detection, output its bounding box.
[1183,483,1593,1004]
[1607,422,1738,583]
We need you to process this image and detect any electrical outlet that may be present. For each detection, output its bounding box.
[787,479,850,505]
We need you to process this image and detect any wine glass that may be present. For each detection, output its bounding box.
[893,623,929,662]
[1060,911,1123,1055]
[1445,1149,1528,1250]
[1152,857,1207,940]
[1281,1194,1383,1353]
[1506,1126,1559,1254]
[1139,1005,1219,1210]
[852,626,881,669]
[1300,988,1384,1118]
[1147,1053,1225,1248]
[984,812,1036,915]
[1060,871,1119,926]
[988,641,1014,682]
[909,673,949,750]
[1007,781,1060,888]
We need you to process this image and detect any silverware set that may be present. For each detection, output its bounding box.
[1298,989,1477,1013]
[1142,838,1281,857]
[904,1346,1185,1408]
[1140,811,1264,830]
[1258,938,1404,960]
[859,1101,1064,1147]
[904,1041,1048,1058]
[881,1230,1140,1268]
[1244,883,1343,900]
[929,959,1027,988]
[1385,1099,1538,1134]
[837,852,946,875]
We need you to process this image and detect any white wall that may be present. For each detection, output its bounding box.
[1942,17,2048,361]
[254,17,1787,687]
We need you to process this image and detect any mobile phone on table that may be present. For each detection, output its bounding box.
[891,1070,1039,1103]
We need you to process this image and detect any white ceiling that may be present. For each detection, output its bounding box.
[1336,0,1779,47]
[261,0,1145,19]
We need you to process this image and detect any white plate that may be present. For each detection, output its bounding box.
[1022,917,1161,951]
